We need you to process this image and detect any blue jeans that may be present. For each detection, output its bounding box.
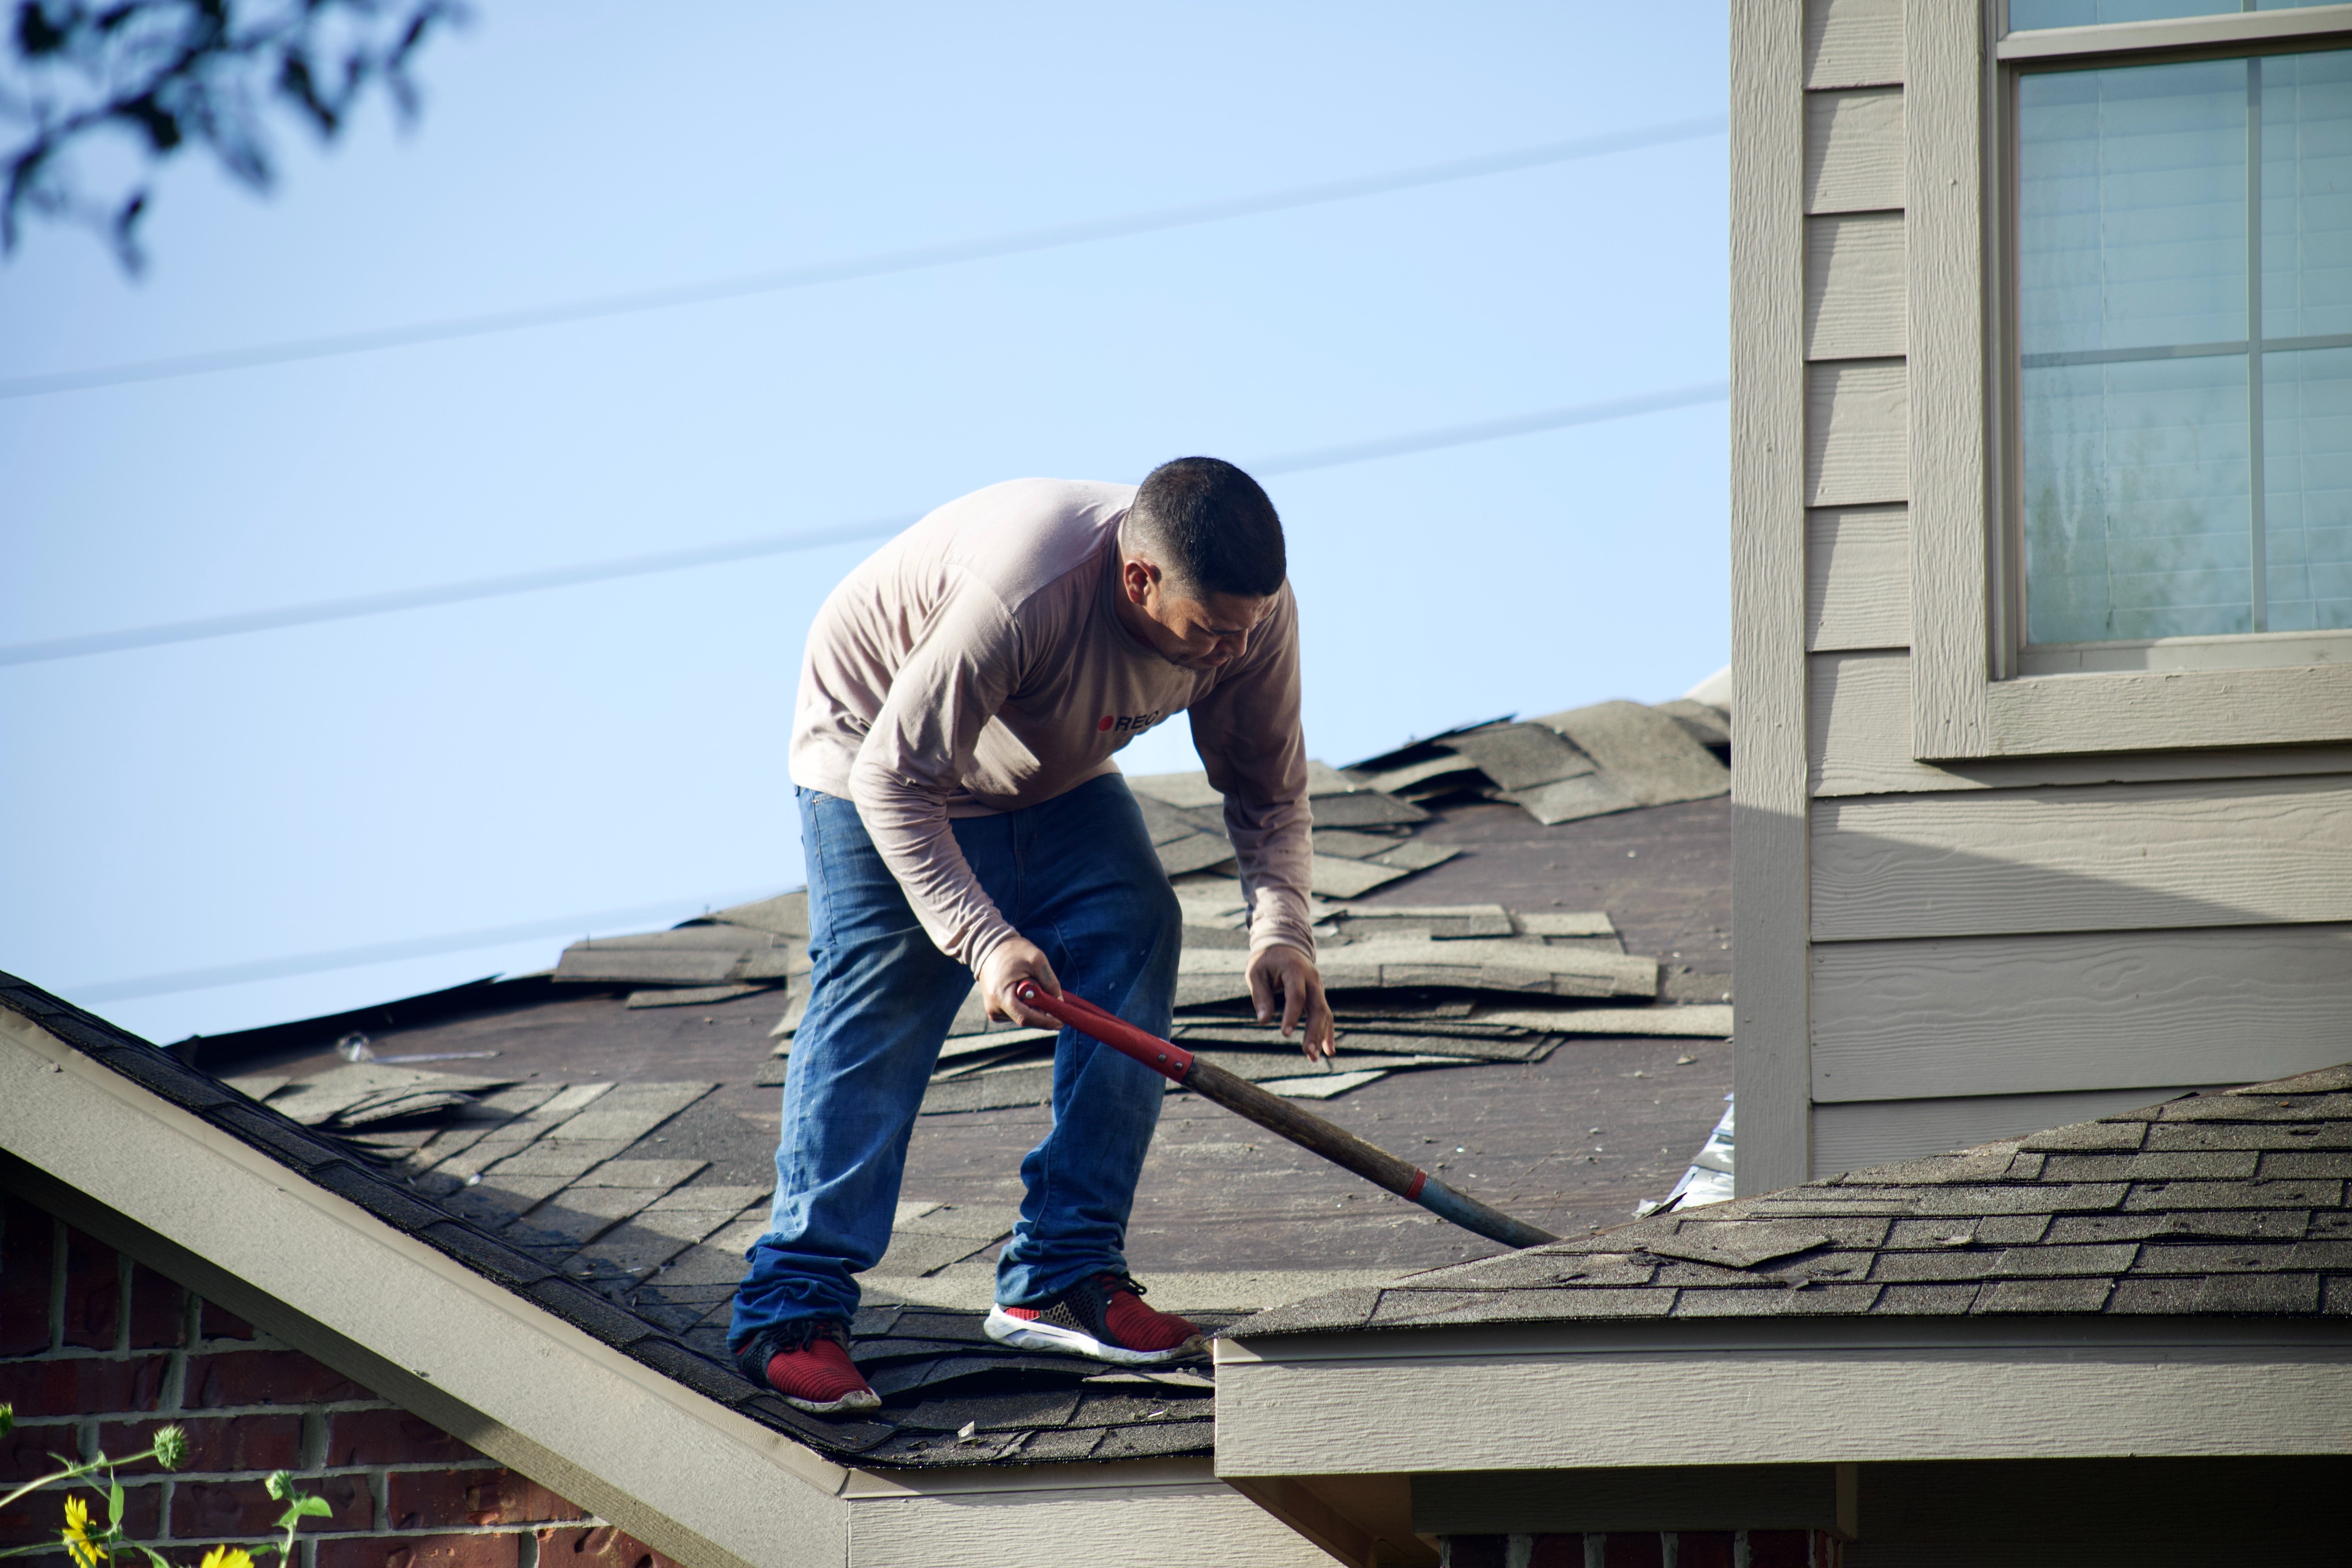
[728,774,1182,1348]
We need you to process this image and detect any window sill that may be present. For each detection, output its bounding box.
[2017,629,2352,678]
[1917,660,2352,760]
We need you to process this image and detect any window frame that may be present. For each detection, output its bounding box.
[1907,0,2352,760]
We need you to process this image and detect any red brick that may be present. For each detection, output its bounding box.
[1677,1533,1736,1568]
[317,1533,525,1568]
[1747,1530,1812,1568]
[186,1349,367,1408]
[389,1470,586,1531]
[5,1479,167,1543]
[98,1414,302,1476]
[199,1301,256,1342]
[327,1408,480,1468]
[110,1479,164,1539]
[1444,1538,1507,1568]
[57,1232,118,1352]
[124,1267,184,1352]
[537,1525,684,1568]
[0,1356,170,1419]
[1604,1533,1665,1568]
[1529,1536,1586,1568]
[0,1420,79,1484]
[173,1472,369,1539]
[0,1197,55,1357]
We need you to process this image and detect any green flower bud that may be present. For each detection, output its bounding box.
[150,1426,188,1471]
[0,1403,13,1438]
[264,1472,292,1502]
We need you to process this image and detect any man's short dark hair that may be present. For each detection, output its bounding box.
[1125,456,1286,600]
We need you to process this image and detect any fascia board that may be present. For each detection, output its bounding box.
[840,1468,1339,1568]
[839,1457,1215,1499]
[1210,1321,2352,1478]
[0,1009,851,1568]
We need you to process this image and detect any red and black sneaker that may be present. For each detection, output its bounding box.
[985,1272,1203,1365]
[735,1319,880,1415]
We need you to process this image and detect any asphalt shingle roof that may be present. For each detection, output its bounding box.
[1235,1066,2352,1336]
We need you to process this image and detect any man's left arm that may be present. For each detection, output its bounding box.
[1187,587,1334,1060]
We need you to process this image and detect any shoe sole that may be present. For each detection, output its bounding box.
[983,1305,1202,1365]
[778,1387,882,1416]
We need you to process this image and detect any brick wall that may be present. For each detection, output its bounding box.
[1441,1530,1845,1568]
[0,1192,682,1568]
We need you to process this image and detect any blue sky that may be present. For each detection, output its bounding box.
[0,2,1730,1044]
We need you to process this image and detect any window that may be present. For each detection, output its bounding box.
[1899,2,2352,758]
[2013,43,2352,670]
[2014,1,2338,26]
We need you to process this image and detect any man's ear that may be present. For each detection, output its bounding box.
[1121,555,1161,605]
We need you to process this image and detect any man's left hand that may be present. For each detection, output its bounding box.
[1247,945,1336,1061]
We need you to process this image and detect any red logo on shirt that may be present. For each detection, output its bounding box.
[1101,710,1167,736]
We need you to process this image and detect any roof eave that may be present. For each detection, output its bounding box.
[1211,1313,2352,1480]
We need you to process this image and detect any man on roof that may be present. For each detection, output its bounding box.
[730,458,1334,1415]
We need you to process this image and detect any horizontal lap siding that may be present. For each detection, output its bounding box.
[1811,924,2352,1102]
[1781,0,2352,1165]
[1807,507,1910,651]
[1767,0,1916,1188]
[1809,774,2352,941]
[1804,0,1903,90]
[1807,361,1909,507]
[1809,1086,2228,1175]
[1805,89,1905,213]
[1807,213,1906,361]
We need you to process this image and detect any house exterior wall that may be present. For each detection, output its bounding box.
[0,1191,680,1568]
[1731,0,2352,1188]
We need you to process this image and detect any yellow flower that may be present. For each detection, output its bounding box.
[61,1495,106,1568]
[199,1548,256,1568]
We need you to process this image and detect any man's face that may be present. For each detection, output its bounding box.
[1119,557,1274,671]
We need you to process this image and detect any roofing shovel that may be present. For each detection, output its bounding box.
[1013,981,1559,1250]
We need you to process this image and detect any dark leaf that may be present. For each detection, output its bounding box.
[14,2,69,57]
[116,95,183,153]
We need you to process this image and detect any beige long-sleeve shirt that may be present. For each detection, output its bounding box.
[789,477,1314,974]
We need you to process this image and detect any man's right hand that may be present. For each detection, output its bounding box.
[976,938,1063,1030]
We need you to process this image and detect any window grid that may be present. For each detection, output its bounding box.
[2013,41,2352,644]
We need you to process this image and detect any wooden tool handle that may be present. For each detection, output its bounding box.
[1015,981,1558,1251]
[1182,1057,1423,1193]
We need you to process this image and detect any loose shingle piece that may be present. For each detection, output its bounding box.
[1333,697,1730,827]
[1234,1064,2352,1337]
[870,892,1684,1113]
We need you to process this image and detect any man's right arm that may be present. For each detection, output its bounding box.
[845,587,1060,1024]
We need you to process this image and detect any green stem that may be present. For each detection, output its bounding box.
[0,1446,164,1546]
[0,1457,102,1516]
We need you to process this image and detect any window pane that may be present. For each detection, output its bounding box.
[2024,354,2254,642]
[2262,49,2352,341]
[2018,60,2246,355]
[2013,1,2340,29]
[2264,345,2352,630]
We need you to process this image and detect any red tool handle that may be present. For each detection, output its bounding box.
[1009,979,1556,1251]
[1014,982,1194,1081]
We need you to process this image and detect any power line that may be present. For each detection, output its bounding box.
[0,379,1728,668]
[0,516,916,666]
[66,889,780,1003]
[1250,381,1728,476]
[0,114,1727,401]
